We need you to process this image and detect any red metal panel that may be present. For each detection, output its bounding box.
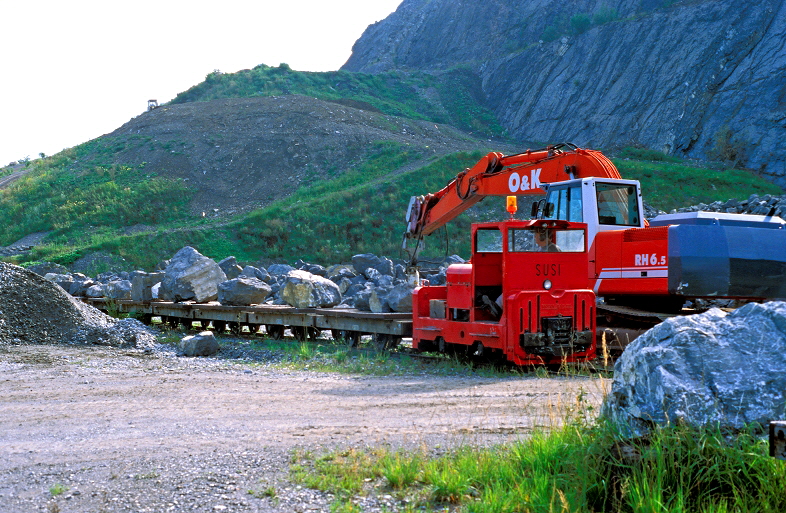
[446,264,473,310]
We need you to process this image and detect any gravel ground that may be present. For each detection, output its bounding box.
[0,343,609,513]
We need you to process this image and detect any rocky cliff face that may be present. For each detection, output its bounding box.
[344,0,786,187]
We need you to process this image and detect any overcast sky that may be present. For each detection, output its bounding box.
[0,0,403,167]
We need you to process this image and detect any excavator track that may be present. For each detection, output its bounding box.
[597,303,682,326]
[596,303,677,356]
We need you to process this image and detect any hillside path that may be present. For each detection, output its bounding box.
[0,166,30,189]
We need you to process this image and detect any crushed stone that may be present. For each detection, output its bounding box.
[0,261,158,348]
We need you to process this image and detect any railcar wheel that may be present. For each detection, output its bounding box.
[248,324,261,335]
[411,339,428,353]
[386,336,401,350]
[373,334,400,351]
[333,330,361,348]
[291,326,307,341]
[213,321,227,333]
[345,331,361,348]
[200,320,210,330]
[265,324,285,340]
[437,336,446,353]
[229,322,241,335]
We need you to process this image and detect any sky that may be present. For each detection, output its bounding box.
[0,0,403,167]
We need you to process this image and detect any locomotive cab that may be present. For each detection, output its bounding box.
[412,219,597,365]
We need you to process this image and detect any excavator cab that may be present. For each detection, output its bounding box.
[537,177,646,243]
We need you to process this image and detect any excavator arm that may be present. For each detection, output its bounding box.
[403,143,620,263]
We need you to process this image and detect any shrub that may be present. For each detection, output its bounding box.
[570,13,592,35]
[708,125,747,167]
[592,5,619,25]
[541,24,561,42]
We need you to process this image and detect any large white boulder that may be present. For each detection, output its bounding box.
[281,270,341,308]
[158,247,226,303]
[603,302,786,435]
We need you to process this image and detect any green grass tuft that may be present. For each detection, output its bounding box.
[292,421,786,512]
[49,483,68,496]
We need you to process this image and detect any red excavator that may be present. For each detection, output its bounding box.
[404,143,786,363]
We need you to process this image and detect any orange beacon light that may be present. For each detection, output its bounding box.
[506,196,517,218]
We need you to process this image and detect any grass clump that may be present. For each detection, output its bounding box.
[292,421,786,512]
[255,336,482,377]
[248,485,277,499]
[49,483,68,496]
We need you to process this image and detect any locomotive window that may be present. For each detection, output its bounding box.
[596,183,640,226]
[554,229,585,252]
[476,228,503,253]
[508,229,537,252]
[509,228,585,253]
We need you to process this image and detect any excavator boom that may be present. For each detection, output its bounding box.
[404,144,620,261]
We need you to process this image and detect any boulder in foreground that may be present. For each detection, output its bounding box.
[179,331,220,357]
[603,302,786,436]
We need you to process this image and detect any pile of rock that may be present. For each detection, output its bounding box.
[0,262,157,348]
[33,247,465,314]
[655,193,786,218]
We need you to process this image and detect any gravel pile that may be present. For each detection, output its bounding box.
[0,262,158,348]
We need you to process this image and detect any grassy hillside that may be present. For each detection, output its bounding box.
[2,141,780,273]
[0,145,192,247]
[613,147,778,208]
[170,64,505,138]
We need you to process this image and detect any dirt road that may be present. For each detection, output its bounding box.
[0,344,608,512]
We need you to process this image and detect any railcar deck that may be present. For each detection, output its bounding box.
[83,298,412,339]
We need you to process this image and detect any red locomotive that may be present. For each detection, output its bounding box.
[412,217,596,365]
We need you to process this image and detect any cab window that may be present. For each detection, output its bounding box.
[544,185,583,222]
[476,228,503,253]
[596,183,640,226]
